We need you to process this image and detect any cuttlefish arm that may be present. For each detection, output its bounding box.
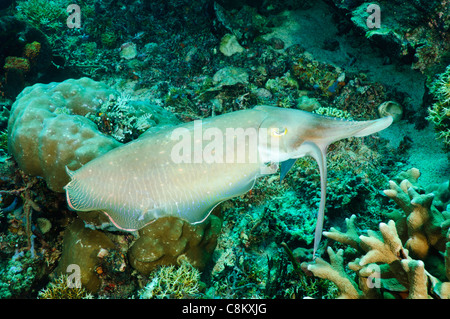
[65,105,392,260]
[303,141,328,259]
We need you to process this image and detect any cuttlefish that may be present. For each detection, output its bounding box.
[65,105,393,257]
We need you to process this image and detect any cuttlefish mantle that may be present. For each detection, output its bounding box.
[65,105,393,258]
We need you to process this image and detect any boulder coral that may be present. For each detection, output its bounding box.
[55,219,116,292]
[7,78,121,192]
[302,169,450,299]
[129,215,222,276]
[7,77,179,192]
[55,213,221,293]
[6,78,220,293]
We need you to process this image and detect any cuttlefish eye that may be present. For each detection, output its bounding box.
[271,127,287,137]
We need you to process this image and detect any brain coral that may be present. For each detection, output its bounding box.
[7,77,121,192]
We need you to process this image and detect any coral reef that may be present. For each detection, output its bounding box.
[427,65,450,149]
[55,219,116,292]
[49,210,221,295]
[52,213,221,294]
[335,0,450,75]
[7,78,120,192]
[139,256,202,299]
[129,215,222,276]
[38,274,93,299]
[7,77,179,192]
[0,0,447,300]
[301,170,450,299]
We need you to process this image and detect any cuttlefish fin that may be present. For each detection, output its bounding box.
[65,166,75,179]
[280,158,297,182]
[302,141,328,260]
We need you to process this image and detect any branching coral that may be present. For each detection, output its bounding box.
[139,256,201,299]
[302,247,362,299]
[427,65,450,149]
[38,274,93,299]
[302,169,450,299]
[15,0,68,30]
[384,178,448,259]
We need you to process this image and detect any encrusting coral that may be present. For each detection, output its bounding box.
[302,169,450,299]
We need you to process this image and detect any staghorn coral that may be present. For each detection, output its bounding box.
[302,169,450,299]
